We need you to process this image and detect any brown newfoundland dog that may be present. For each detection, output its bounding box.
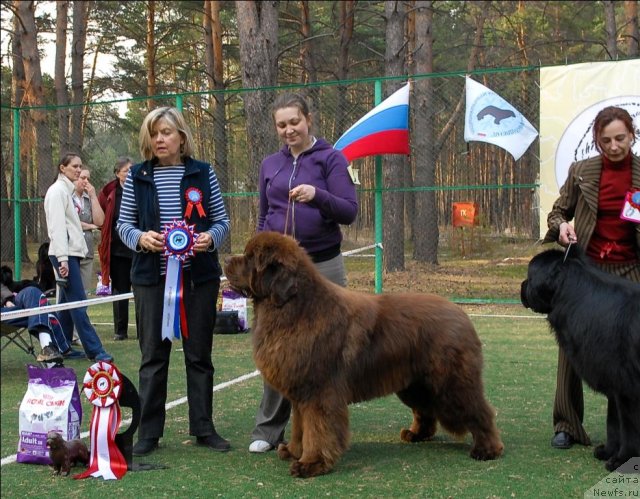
[224,232,503,477]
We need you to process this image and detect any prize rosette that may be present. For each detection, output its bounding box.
[185,187,205,219]
[74,361,127,480]
[621,189,640,223]
[162,220,198,341]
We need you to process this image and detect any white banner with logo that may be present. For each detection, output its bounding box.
[538,60,640,238]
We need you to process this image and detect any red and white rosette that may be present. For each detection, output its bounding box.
[74,361,127,480]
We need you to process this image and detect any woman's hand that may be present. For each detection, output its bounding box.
[194,232,213,252]
[289,184,316,203]
[139,230,165,252]
[558,222,577,247]
[58,261,69,278]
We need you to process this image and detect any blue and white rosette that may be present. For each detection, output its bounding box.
[162,220,198,341]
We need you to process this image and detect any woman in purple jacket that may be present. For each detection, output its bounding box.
[249,93,358,453]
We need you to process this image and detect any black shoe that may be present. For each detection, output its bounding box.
[132,438,159,456]
[113,335,128,341]
[63,348,86,360]
[196,432,230,452]
[551,431,573,449]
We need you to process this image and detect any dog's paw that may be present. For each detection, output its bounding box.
[594,444,616,461]
[400,428,435,443]
[470,440,504,461]
[290,459,332,478]
[400,428,415,442]
[277,443,296,461]
[605,456,624,472]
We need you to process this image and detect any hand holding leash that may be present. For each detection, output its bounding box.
[558,222,577,247]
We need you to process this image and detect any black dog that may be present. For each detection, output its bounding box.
[35,242,56,294]
[521,247,640,472]
[0,265,39,294]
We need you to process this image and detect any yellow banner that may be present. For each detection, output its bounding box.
[538,60,640,238]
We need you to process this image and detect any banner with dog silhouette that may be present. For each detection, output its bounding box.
[464,77,538,161]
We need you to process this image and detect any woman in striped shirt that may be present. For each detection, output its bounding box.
[118,107,231,457]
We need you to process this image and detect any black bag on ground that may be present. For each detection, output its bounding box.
[213,310,241,334]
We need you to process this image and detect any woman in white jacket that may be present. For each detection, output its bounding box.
[44,152,113,362]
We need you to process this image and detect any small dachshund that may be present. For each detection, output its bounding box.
[46,431,90,476]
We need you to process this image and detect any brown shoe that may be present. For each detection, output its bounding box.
[37,344,63,363]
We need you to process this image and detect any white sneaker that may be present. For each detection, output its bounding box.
[249,440,274,453]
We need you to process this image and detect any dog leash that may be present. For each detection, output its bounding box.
[563,241,574,263]
[283,198,296,239]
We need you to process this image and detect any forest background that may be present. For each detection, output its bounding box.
[1,0,639,278]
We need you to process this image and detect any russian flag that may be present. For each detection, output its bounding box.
[334,83,410,162]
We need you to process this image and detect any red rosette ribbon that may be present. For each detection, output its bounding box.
[185,187,205,219]
[74,361,127,480]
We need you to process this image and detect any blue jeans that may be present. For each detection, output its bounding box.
[50,255,106,358]
[1,286,70,353]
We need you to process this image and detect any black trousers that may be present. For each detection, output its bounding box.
[110,255,133,338]
[133,274,220,440]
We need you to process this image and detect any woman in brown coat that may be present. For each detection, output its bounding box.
[544,106,640,449]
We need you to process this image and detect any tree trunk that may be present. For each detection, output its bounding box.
[412,0,438,264]
[603,1,618,59]
[15,1,54,197]
[15,0,53,253]
[70,0,88,152]
[204,0,231,252]
[335,0,354,136]
[55,1,70,153]
[235,0,279,200]
[624,0,639,57]
[146,0,157,110]
[382,0,407,272]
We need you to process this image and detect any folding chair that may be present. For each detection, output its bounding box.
[1,322,39,361]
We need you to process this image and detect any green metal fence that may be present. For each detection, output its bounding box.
[1,67,540,294]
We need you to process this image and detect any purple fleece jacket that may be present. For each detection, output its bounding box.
[258,138,358,254]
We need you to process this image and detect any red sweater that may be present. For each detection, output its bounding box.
[587,153,636,262]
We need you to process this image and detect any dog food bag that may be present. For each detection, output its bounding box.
[221,288,249,331]
[17,365,82,465]
[96,272,111,296]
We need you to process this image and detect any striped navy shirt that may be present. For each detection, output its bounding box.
[117,163,230,275]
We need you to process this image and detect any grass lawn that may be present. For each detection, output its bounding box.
[0,302,616,498]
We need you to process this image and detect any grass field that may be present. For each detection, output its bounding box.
[0,300,616,499]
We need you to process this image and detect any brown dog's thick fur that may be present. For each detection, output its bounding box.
[224,232,503,477]
[46,431,90,476]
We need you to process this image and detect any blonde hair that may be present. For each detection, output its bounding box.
[138,107,196,161]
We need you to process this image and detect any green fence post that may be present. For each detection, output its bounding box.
[175,95,183,111]
[13,108,21,280]
[374,81,383,294]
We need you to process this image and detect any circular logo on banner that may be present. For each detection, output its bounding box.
[467,92,526,138]
[555,97,640,189]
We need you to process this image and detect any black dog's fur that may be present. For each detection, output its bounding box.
[1,265,39,294]
[521,247,640,471]
[1,242,55,297]
[35,242,56,294]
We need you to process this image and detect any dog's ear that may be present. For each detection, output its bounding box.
[250,263,297,305]
[0,266,12,286]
